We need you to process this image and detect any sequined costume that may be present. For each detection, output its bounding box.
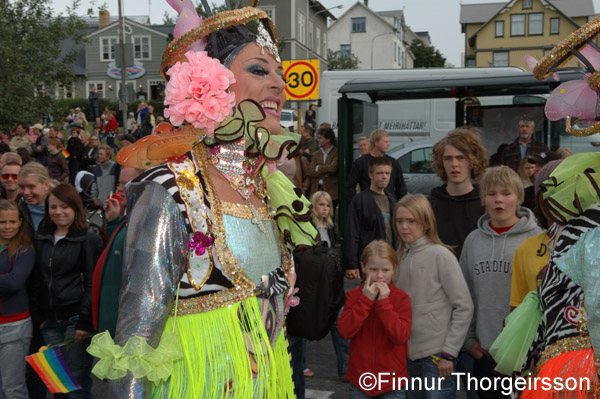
[519,154,600,398]
[90,141,297,398]
[86,3,316,397]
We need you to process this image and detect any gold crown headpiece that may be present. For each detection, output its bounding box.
[160,6,278,81]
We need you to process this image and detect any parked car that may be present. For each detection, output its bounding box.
[388,140,441,195]
[280,109,298,132]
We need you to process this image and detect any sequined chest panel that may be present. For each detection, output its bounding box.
[167,154,257,312]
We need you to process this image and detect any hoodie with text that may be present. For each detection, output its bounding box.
[459,207,541,351]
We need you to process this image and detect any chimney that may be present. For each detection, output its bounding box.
[364,0,369,7]
[99,10,110,28]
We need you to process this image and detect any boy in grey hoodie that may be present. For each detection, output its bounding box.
[459,166,541,399]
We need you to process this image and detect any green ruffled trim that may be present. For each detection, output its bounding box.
[86,330,183,383]
[263,169,317,248]
[542,152,600,224]
[206,100,301,160]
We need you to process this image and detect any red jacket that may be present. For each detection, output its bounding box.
[338,283,411,396]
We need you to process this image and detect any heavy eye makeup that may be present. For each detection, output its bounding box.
[244,63,286,82]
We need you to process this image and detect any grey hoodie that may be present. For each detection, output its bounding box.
[459,207,542,351]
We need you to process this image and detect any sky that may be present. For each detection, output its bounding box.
[48,0,600,67]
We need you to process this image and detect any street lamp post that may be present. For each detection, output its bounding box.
[371,31,394,69]
[307,4,343,61]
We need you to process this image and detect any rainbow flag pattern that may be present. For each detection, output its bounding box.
[61,148,70,158]
[25,346,81,393]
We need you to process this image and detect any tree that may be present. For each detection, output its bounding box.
[327,49,361,70]
[410,39,446,68]
[0,0,87,130]
[163,11,175,25]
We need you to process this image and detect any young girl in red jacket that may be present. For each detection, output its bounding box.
[338,240,411,398]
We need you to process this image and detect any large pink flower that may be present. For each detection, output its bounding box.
[164,51,236,134]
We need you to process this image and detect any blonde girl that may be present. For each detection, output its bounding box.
[0,200,35,398]
[338,240,411,397]
[310,190,335,248]
[393,194,473,399]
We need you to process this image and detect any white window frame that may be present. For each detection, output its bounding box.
[316,26,321,55]
[100,36,118,62]
[261,6,275,25]
[54,83,75,99]
[132,35,151,60]
[87,81,106,99]
[147,79,163,101]
[297,11,306,44]
[528,13,543,35]
[493,51,509,67]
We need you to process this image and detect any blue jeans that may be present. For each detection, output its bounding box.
[331,307,349,377]
[0,319,32,399]
[349,383,407,399]
[40,316,93,399]
[407,354,457,399]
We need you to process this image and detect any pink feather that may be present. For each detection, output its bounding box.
[545,78,597,125]
[580,45,600,70]
[166,0,205,51]
[525,55,559,81]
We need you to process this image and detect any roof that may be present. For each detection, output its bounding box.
[460,0,594,25]
[338,69,581,101]
[86,18,170,39]
[328,2,396,32]
[459,2,504,24]
[83,15,150,27]
[549,0,595,17]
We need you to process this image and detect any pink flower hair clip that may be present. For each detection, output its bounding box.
[164,51,236,134]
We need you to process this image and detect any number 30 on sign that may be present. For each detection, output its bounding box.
[283,60,320,101]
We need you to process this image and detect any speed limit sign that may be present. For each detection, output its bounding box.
[283,59,320,101]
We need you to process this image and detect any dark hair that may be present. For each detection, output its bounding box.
[44,183,88,232]
[0,142,10,154]
[15,148,31,165]
[317,126,336,147]
[0,199,32,258]
[368,156,392,174]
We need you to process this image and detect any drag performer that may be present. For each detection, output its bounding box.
[86,1,316,397]
[517,16,600,398]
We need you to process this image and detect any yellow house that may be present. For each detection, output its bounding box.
[460,0,595,68]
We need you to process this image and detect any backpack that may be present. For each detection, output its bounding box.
[286,243,345,340]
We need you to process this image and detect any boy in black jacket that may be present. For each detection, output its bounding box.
[343,157,397,279]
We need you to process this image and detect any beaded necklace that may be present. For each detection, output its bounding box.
[209,140,270,233]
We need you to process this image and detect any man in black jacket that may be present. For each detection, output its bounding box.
[345,129,406,204]
[428,128,489,259]
[343,157,397,279]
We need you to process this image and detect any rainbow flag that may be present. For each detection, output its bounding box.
[61,148,70,158]
[25,346,81,393]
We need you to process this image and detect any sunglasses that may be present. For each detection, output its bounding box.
[2,174,18,180]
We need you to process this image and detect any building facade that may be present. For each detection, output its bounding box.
[258,0,335,65]
[460,0,594,68]
[327,2,416,70]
